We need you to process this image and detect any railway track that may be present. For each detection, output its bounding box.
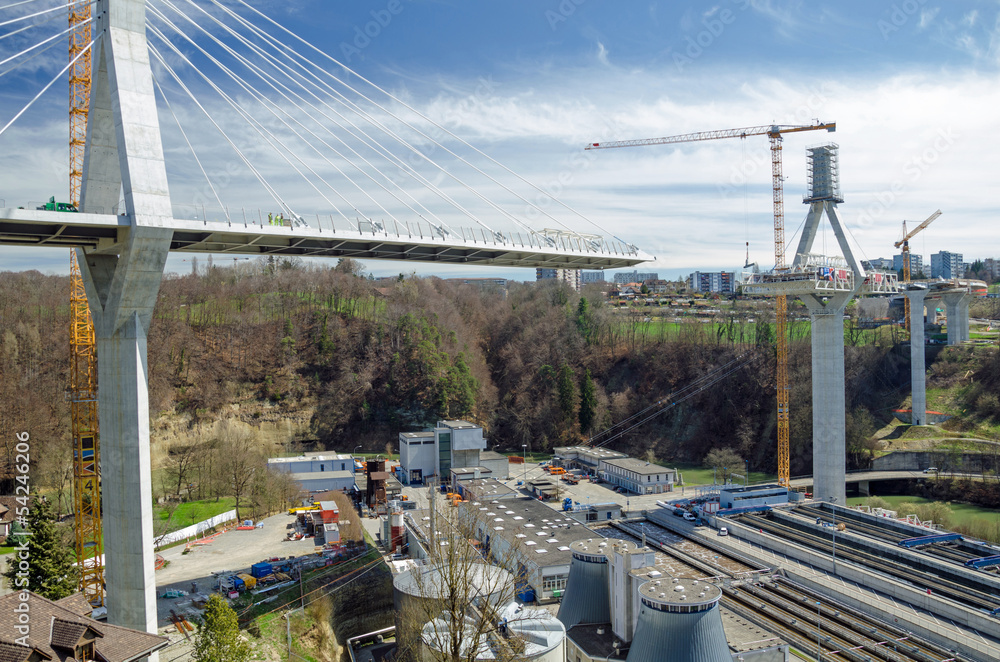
[742,513,1000,613]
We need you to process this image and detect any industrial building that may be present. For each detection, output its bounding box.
[718,485,790,511]
[687,271,736,294]
[931,251,963,279]
[554,446,627,473]
[398,420,489,485]
[536,267,582,291]
[599,458,675,495]
[268,452,356,493]
[465,496,598,602]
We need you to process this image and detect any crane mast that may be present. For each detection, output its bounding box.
[894,210,941,332]
[587,121,835,487]
[69,0,103,606]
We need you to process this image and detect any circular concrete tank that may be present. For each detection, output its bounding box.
[393,562,514,660]
[557,539,611,629]
[421,601,565,662]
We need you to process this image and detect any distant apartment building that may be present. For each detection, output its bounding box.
[536,268,581,291]
[581,270,606,283]
[687,271,735,294]
[931,251,963,279]
[613,270,659,284]
[893,253,924,276]
[985,258,1000,280]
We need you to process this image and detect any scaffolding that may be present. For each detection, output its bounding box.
[70,252,104,606]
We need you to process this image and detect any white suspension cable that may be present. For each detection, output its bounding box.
[0,5,71,43]
[229,0,620,243]
[0,38,92,138]
[149,2,415,230]
[154,0,471,234]
[208,0,559,239]
[147,30,354,224]
[146,42,301,222]
[0,0,49,11]
[0,0,94,29]
[0,15,91,69]
[151,72,229,223]
[0,29,67,81]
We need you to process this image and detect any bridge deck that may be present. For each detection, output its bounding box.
[0,208,649,269]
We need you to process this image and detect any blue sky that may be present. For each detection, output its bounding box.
[1,0,998,280]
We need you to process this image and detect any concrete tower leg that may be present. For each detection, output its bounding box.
[941,293,962,346]
[78,0,174,642]
[906,289,928,426]
[801,292,852,506]
[958,294,971,342]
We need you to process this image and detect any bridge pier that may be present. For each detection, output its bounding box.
[905,288,928,426]
[941,292,971,345]
[79,0,173,641]
[801,291,852,506]
[857,479,870,497]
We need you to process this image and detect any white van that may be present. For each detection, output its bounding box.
[718,527,729,536]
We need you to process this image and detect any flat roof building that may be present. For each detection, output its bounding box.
[554,446,627,471]
[599,458,675,495]
[399,421,487,485]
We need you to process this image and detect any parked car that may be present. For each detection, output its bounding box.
[718,527,729,536]
[673,508,685,517]
[682,512,696,522]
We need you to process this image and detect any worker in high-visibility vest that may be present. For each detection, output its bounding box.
[268,212,274,226]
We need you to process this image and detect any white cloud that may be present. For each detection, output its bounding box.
[918,8,940,30]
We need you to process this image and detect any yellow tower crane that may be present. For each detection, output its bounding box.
[894,210,942,332]
[69,1,103,606]
[587,121,836,487]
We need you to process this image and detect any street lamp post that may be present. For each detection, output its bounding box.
[522,444,527,487]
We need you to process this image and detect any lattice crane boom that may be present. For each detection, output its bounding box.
[69,0,103,606]
[586,120,836,487]
[895,210,942,332]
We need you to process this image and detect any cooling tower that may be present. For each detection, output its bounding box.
[626,578,730,662]
[557,539,611,628]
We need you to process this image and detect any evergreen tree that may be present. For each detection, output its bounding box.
[2,497,78,599]
[193,594,251,662]
[576,297,592,342]
[578,368,596,433]
[557,363,576,423]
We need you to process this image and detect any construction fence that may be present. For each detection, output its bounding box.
[154,509,238,549]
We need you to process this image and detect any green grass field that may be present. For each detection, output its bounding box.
[153,497,237,532]
[672,462,775,487]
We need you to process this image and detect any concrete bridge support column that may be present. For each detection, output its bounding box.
[857,480,870,497]
[941,292,972,346]
[78,0,174,643]
[906,288,928,426]
[801,292,852,506]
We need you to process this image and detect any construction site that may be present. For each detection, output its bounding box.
[2,2,999,662]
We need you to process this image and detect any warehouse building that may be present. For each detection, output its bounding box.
[269,452,356,493]
[599,458,675,495]
[554,446,627,473]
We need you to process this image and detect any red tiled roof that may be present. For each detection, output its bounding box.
[0,593,167,662]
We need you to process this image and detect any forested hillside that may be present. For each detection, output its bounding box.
[4,258,977,499]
